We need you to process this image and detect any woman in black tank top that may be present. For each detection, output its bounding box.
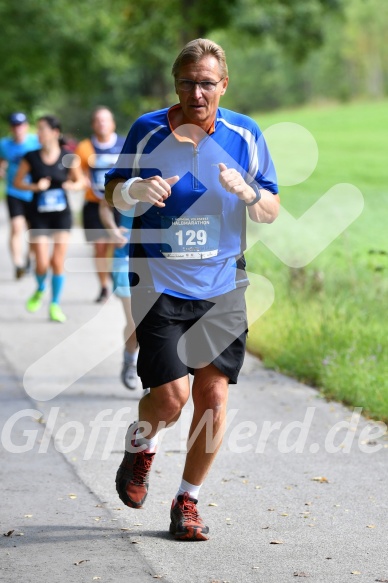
[14,115,84,323]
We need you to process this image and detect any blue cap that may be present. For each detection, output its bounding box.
[9,112,27,126]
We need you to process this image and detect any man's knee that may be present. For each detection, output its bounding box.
[192,374,229,421]
[148,383,190,422]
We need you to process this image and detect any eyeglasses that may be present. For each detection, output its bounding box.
[176,78,225,93]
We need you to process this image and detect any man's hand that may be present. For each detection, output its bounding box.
[218,163,255,204]
[112,226,129,248]
[218,163,280,223]
[129,175,179,208]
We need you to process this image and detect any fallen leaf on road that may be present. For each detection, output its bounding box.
[366,525,376,529]
[120,528,132,531]
[73,560,90,566]
[208,503,218,507]
[270,540,284,544]
[294,572,309,577]
[267,508,275,511]
[3,530,15,537]
[311,477,329,483]
[68,494,77,499]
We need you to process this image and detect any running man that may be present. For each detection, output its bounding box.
[105,38,279,540]
[0,112,39,278]
[75,107,125,303]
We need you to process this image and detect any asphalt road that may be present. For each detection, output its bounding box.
[0,200,387,583]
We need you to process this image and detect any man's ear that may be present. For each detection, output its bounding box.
[220,77,229,96]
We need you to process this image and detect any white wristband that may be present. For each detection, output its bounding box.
[121,177,143,205]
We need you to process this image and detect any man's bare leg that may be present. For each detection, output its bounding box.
[182,364,229,486]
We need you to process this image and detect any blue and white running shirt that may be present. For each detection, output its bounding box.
[106,106,278,300]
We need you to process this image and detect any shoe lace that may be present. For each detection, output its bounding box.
[132,451,153,485]
[180,492,200,522]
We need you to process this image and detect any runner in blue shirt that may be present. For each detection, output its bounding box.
[105,38,280,541]
[0,113,39,278]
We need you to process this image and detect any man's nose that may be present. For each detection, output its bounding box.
[192,83,203,97]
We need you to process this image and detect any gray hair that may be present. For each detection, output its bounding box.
[172,38,228,79]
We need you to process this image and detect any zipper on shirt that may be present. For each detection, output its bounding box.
[192,145,199,191]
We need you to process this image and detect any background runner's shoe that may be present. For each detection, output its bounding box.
[115,422,155,508]
[15,266,26,279]
[95,286,109,303]
[49,303,66,323]
[26,290,44,312]
[169,492,209,541]
[121,361,138,390]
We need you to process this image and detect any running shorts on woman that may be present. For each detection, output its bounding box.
[29,207,72,237]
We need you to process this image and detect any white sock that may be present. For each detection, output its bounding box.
[134,427,158,452]
[125,421,158,452]
[175,479,202,502]
[124,348,138,364]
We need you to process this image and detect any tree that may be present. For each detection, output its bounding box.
[0,0,345,135]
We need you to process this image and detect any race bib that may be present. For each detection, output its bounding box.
[160,215,221,260]
[91,153,119,199]
[37,188,67,213]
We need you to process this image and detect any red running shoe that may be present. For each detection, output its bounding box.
[169,492,209,541]
[115,423,155,509]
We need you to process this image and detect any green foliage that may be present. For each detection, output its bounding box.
[0,0,346,136]
[246,100,388,422]
[232,0,343,61]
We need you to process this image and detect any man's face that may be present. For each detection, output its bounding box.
[175,56,228,130]
[11,122,28,144]
[92,109,115,141]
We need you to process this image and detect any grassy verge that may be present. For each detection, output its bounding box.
[246,100,388,422]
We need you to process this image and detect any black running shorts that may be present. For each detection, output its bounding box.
[82,200,121,242]
[6,195,32,220]
[29,207,72,237]
[132,287,248,389]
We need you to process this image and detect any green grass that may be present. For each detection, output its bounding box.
[246,99,388,422]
